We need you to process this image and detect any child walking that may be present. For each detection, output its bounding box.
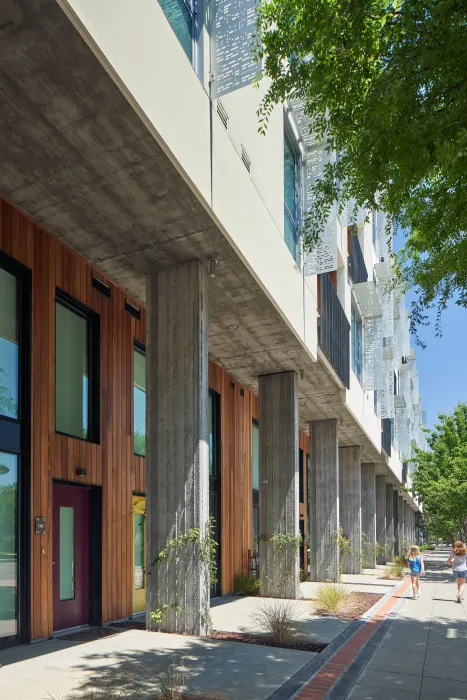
[447,540,467,603]
[407,545,424,599]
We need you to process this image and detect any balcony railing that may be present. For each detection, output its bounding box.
[348,234,368,284]
[382,418,392,456]
[318,273,350,388]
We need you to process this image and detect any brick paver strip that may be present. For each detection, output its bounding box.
[293,578,412,700]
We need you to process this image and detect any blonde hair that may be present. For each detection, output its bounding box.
[453,540,467,556]
[408,545,420,560]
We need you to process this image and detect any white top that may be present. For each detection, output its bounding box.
[451,552,467,572]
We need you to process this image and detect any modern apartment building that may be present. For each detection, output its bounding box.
[0,0,425,647]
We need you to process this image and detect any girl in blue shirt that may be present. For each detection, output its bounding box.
[407,545,424,599]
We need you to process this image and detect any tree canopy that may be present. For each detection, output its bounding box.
[256,0,467,325]
[411,403,467,541]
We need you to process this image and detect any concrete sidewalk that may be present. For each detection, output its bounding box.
[339,546,467,700]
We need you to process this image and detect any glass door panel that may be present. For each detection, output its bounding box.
[59,507,75,601]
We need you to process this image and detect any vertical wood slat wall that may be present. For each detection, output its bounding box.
[0,197,310,640]
[0,198,145,639]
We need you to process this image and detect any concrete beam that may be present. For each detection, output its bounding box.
[339,446,362,574]
[259,371,300,599]
[375,476,387,565]
[385,484,395,562]
[310,419,339,582]
[361,464,376,569]
[146,261,210,636]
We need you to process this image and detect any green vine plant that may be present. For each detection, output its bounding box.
[361,533,385,569]
[150,516,219,629]
[331,527,353,579]
[152,516,218,587]
[259,533,302,597]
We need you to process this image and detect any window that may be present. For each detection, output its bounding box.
[284,128,301,266]
[159,0,194,62]
[0,267,19,419]
[55,293,99,441]
[351,307,363,384]
[252,421,259,557]
[134,344,146,457]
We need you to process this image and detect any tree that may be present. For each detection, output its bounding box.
[256,0,467,326]
[411,403,467,541]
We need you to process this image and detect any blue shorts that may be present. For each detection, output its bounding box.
[453,570,467,579]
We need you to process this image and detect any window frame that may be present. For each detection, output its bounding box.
[283,118,302,266]
[55,289,100,444]
[0,250,32,649]
[133,340,147,458]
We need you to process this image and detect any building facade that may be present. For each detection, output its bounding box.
[0,0,424,647]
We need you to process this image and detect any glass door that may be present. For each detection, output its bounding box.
[0,256,30,649]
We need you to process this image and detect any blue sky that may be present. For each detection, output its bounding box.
[393,232,467,429]
[407,295,467,429]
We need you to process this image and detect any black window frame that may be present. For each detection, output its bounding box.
[0,250,32,649]
[299,447,304,504]
[133,340,146,458]
[252,418,260,556]
[55,289,100,444]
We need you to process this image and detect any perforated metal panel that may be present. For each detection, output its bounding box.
[353,281,382,319]
[363,316,383,390]
[303,146,338,275]
[339,198,366,228]
[212,0,261,98]
[289,99,316,147]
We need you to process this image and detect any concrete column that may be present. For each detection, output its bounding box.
[259,371,300,599]
[309,419,339,582]
[398,495,406,555]
[385,484,395,561]
[375,475,387,565]
[393,490,400,555]
[339,446,362,574]
[361,464,376,569]
[146,261,209,636]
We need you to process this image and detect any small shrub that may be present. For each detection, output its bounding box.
[155,657,186,699]
[250,600,297,646]
[394,555,407,567]
[234,573,261,596]
[314,584,349,614]
[384,564,404,579]
[300,568,308,583]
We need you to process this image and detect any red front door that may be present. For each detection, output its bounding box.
[53,484,91,631]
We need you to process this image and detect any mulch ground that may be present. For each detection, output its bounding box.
[316,591,383,620]
[209,630,327,653]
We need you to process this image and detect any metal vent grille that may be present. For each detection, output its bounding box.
[124,299,141,321]
[217,101,229,130]
[91,274,111,298]
[241,146,251,174]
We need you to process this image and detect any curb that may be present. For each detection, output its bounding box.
[266,576,410,700]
